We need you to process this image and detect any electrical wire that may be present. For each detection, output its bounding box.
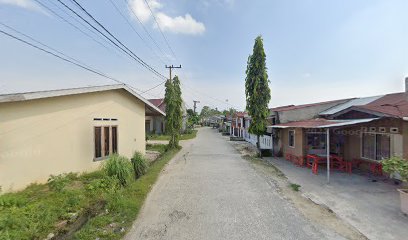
[143,0,177,61]
[57,0,166,80]
[125,0,171,62]
[106,0,166,66]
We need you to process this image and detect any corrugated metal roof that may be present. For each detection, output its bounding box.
[268,118,379,129]
[319,95,384,115]
[0,84,166,116]
[270,99,352,112]
[356,92,408,118]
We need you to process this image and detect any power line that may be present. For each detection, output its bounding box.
[142,80,166,94]
[33,0,113,53]
[181,83,240,109]
[125,0,171,62]
[57,0,166,80]
[66,0,166,80]
[0,26,143,92]
[106,0,166,66]
[143,0,178,61]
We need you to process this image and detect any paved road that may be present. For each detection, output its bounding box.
[125,128,342,240]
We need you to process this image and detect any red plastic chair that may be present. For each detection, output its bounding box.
[295,156,305,167]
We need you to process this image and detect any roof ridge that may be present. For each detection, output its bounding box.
[0,83,125,97]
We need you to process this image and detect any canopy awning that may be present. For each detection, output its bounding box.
[268,118,379,130]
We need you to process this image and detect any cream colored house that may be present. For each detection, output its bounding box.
[0,84,165,192]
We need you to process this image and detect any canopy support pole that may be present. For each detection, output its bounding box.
[326,128,330,184]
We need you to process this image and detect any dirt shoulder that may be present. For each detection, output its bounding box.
[230,140,368,240]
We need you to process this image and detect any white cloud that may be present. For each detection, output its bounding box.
[128,0,205,35]
[156,13,205,35]
[0,0,43,12]
[128,0,162,23]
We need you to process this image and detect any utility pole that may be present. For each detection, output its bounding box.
[193,100,200,114]
[165,65,182,80]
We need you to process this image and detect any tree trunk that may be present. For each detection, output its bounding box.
[257,134,262,158]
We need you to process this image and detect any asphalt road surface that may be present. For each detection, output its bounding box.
[125,128,343,240]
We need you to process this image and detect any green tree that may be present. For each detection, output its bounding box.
[187,109,199,125]
[245,35,271,156]
[164,76,183,149]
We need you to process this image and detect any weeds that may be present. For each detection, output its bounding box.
[290,183,301,192]
[0,147,181,240]
[131,152,147,179]
[103,154,132,187]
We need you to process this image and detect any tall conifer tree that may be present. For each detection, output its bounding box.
[245,36,271,156]
[164,76,183,149]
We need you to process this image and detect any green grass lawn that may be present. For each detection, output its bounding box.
[148,130,198,141]
[0,145,180,240]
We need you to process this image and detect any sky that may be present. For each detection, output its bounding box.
[0,0,408,112]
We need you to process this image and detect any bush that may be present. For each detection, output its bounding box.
[103,154,132,187]
[382,156,408,182]
[131,152,147,179]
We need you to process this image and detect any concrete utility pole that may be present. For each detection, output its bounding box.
[165,65,182,80]
[193,100,200,114]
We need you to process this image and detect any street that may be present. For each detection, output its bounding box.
[125,127,344,240]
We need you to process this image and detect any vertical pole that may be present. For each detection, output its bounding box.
[326,128,330,184]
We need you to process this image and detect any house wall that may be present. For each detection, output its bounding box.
[153,116,165,134]
[404,121,408,159]
[0,89,146,192]
[281,128,304,157]
[145,116,154,133]
[339,118,405,161]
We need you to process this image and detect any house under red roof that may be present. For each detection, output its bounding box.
[148,98,166,112]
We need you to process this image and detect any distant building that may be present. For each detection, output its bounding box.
[147,98,187,135]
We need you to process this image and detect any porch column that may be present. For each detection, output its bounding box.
[326,128,330,184]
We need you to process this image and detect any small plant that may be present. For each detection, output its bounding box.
[47,173,76,192]
[85,176,118,195]
[382,156,408,182]
[103,154,132,187]
[290,183,301,192]
[131,152,147,179]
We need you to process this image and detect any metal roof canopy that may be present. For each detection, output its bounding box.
[268,117,380,184]
[268,118,379,130]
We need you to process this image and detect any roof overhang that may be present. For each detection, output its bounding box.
[268,118,380,130]
[0,84,166,116]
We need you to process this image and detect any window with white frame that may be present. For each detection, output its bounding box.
[288,130,295,148]
[94,126,118,160]
[361,132,390,161]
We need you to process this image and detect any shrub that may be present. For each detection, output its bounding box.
[290,183,301,192]
[131,152,147,179]
[103,154,132,187]
[382,156,408,182]
[47,173,77,192]
[85,176,118,195]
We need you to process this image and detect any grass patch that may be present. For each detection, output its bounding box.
[148,130,197,141]
[289,183,301,192]
[0,147,180,240]
[146,143,167,154]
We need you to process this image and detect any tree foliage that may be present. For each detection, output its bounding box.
[200,106,221,119]
[187,109,199,126]
[245,35,271,150]
[164,76,183,149]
